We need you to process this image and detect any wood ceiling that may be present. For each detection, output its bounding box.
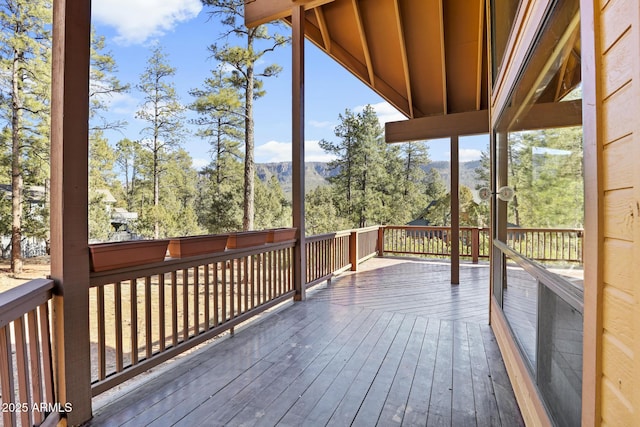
[245,0,488,121]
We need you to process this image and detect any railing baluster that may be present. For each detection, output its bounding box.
[97,285,106,380]
[244,257,249,312]
[27,310,43,425]
[182,269,189,341]
[115,281,123,372]
[38,303,54,403]
[221,263,227,322]
[130,279,138,365]
[204,264,210,330]
[194,266,199,336]
[262,253,267,305]
[171,272,178,347]
[250,255,256,309]
[237,258,243,315]
[213,262,219,327]
[159,273,165,352]
[0,325,16,427]
[145,276,152,359]
[14,317,32,426]
[229,259,236,320]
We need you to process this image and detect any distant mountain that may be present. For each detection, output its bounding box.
[255,160,483,197]
[255,162,338,195]
[425,160,482,192]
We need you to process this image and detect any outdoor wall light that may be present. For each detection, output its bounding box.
[478,186,515,202]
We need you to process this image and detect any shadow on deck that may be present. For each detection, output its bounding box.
[87,257,524,426]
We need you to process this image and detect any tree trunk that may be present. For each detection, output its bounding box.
[11,51,23,274]
[153,141,160,239]
[243,64,255,231]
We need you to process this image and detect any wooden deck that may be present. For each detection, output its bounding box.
[87,257,523,426]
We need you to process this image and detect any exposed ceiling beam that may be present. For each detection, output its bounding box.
[508,11,580,129]
[314,7,331,52]
[386,110,489,143]
[244,0,335,28]
[351,0,375,86]
[504,99,582,132]
[393,0,413,118]
[438,0,447,114]
[476,0,485,111]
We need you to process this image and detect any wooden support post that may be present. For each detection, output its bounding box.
[50,0,92,424]
[472,228,480,264]
[349,231,359,271]
[377,226,385,257]
[292,5,306,301]
[451,135,460,284]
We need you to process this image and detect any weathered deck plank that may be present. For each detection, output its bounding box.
[88,258,523,427]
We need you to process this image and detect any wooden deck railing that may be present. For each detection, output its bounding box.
[305,230,351,287]
[381,226,582,264]
[0,279,59,427]
[87,226,383,396]
[505,228,583,263]
[304,226,381,287]
[89,241,295,396]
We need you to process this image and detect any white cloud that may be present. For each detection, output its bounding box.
[306,140,338,162]
[192,157,209,170]
[309,119,334,129]
[255,140,337,163]
[92,0,202,45]
[99,90,139,115]
[443,148,483,162]
[354,101,407,127]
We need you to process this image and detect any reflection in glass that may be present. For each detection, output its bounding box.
[503,259,537,370]
[537,283,583,427]
[491,0,522,81]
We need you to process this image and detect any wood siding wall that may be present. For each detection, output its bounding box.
[595,0,640,424]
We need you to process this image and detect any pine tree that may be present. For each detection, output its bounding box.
[254,175,291,230]
[321,105,388,227]
[136,45,186,238]
[190,65,244,232]
[88,32,129,241]
[305,186,350,235]
[0,0,52,272]
[202,0,288,230]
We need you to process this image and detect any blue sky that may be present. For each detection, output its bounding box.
[91,0,488,169]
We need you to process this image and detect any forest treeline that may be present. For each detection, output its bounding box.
[1,0,583,274]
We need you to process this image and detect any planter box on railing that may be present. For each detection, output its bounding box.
[267,227,297,243]
[89,239,169,272]
[167,234,228,258]
[227,230,269,249]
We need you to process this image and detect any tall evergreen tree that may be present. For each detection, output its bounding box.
[88,31,129,241]
[136,45,186,238]
[0,0,51,272]
[305,186,350,235]
[201,0,288,230]
[508,128,583,228]
[473,147,491,226]
[190,66,244,232]
[321,105,387,227]
[254,175,291,230]
[115,138,142,213]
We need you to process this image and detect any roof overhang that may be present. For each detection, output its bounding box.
[245,0,489,124]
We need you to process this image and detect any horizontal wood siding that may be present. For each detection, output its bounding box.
[598,0,639,424]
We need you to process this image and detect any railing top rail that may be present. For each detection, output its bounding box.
[90,240,295,287]
[0,278,54,328]
[306,230,352,243]
[383,225,582,233]
[356,225,381,233]
[384,225,452,231]
[505,227,584,233]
